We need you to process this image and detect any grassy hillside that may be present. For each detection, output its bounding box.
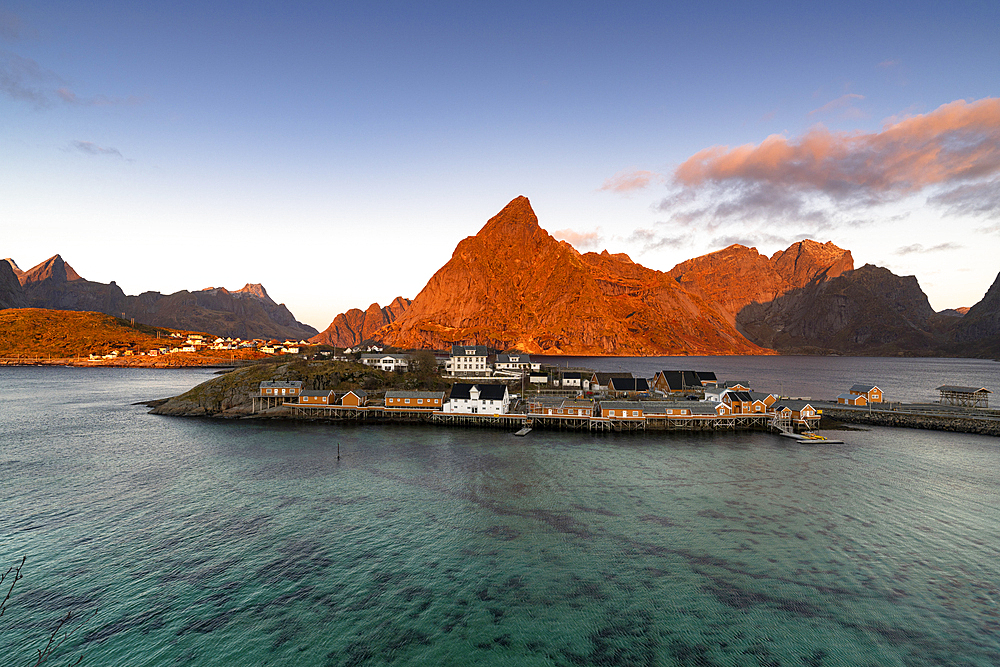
[0,308,193,358]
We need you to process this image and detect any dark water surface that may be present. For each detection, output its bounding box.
[2,364,1000,665]
[539,355,1000,404]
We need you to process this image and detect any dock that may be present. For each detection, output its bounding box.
[275,402,811,435]
[778,431,844,444]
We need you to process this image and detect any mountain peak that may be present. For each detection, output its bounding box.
[478,196,541,233]
[20,254,83,287]
[235,283,275,304]
[3,258,23,276]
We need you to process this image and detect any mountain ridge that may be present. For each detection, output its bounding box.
[3,255,317,340]
[315,196,1000,358]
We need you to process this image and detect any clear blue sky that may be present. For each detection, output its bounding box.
[3,1,998,328]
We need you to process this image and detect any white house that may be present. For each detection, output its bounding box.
[444,383,510,414]
[445,345,491,377]
[359,353,411,372]
[494,353,541,373]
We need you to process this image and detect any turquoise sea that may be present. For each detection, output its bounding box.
[2,362,1000,666]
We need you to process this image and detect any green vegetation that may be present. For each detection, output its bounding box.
[153,357,507,417]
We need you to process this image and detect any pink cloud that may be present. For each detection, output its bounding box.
[809,93,865,117]
[552,228,603,250]
[599,169,659,194]
[659,98,1000,229]
[675,98,1000,196]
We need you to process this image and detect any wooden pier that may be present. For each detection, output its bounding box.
[271,402,799,435]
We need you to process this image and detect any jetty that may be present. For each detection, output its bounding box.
[277,402,802,434]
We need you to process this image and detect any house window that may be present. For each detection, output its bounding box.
[632,411,639,417]
[405,399,410,404]
[417,399,423,404]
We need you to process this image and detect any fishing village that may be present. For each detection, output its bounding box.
[235,345,999,441]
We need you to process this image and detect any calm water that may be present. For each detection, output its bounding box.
[2,362,1000,666]
[540,355,1000,404]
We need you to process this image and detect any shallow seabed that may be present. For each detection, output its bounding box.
[2,367,1000,666]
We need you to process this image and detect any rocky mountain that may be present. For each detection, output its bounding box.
[947,271,1000,356]
[372,196,771,355]
[0,259,26,309]
[735,264,951,355]
[5,254,317,340]
[310,297,411,347]
[667,240,854,320]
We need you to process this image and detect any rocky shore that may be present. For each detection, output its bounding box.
[823,407,1000,436]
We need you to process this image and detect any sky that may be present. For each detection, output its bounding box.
[2,1,998,330]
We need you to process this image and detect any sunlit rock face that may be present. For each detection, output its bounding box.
[375,196,770,355]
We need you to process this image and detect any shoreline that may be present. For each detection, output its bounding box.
[147,402,1000,438]
[0,357,248,369]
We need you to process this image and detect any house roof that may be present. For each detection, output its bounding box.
[655,370,704,390]
[342,389,368,397]
[360,353,411,360]
[530,396,565,407]
[608,377,650,392]
[562,371,583,379]
[449,383,508,400]
[697,371,718,382]
[639,401,694,413]
[725,391,753,402]
[591,372,633,385]
[450,344,489,356]
[259,381,302,388]
[778,399,815,410]
[656,371,684,391]
[560,399,594,409]
[722,380,751,389]
[385,391,445,399]
[850,384,879,393]
[600,401,643,411]
[937,385,992,394]
[300,390,333,397]
[497,353,531,363]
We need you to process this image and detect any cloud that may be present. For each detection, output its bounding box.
[627,228,689,253]
[552,228,603,250]
[599,169,660,194]
[659,97,1000,228]
[894,242,963,255]
[0,9,35,42]
[0,50,60,107]
[57,87,144,107]
[809,93,865,117]
[1,48,142,108]
[878,59,900,69]
[709,231,803,250]
[927,178,1000,219]
[69,140,124,158]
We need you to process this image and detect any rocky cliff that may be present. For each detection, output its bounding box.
[374,196,770,355]
[667,240,854,319]
[736,264,948,354]
[947,270,1000,356]
[310,297,411,347]
[8,254,317,340]
[0,259,26,309]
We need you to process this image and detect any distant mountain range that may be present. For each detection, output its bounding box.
[1,255,317,341]
[311,196,1000,358]
[7,196,998,357]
